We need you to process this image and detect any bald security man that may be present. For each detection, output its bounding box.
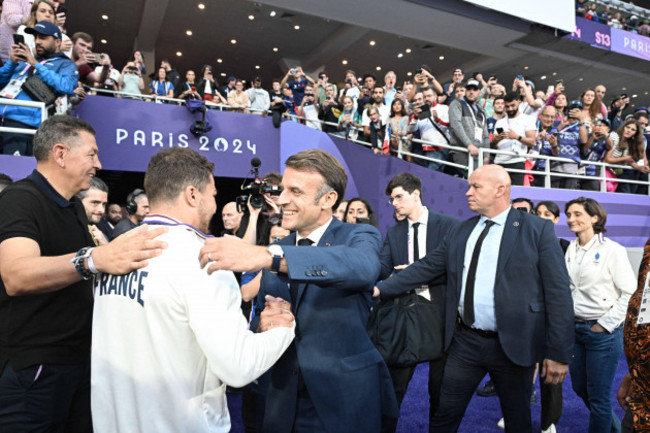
[375,165,574,433]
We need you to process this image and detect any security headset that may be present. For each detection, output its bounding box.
[125,188,146,215]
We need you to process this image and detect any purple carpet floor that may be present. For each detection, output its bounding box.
[227,353,628,432]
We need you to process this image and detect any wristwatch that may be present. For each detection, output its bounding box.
[267,244,284,274]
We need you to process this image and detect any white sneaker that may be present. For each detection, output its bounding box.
[542,424,557,433]
[497,417,505,429]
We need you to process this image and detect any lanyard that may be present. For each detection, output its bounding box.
[463,100,483,126]
[558,122,579,134]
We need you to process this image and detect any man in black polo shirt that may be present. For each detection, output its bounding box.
[0,115,167,431]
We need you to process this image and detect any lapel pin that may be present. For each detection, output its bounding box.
[325,242,330,247]
[513,221,519,227]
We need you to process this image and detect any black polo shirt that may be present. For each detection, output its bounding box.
[0,170,94,370]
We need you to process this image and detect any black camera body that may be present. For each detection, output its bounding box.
[236,158,282,213]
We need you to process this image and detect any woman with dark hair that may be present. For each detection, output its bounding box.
[344,197,378,227]
[388,98,410,157]
[196,65,226,104]
[565,197,636,433]
[552,93,568,125]
[604,118,649,194]
[149,67,174,99]
[579,88,604,130]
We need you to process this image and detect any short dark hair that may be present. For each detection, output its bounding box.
[77,176,109,201]
[385,172,422,196]
[33,116,96,162]
[362,73,376,82]
[535,200,560,218]
[423,86,437,95]
[144,148,214,206]
[634,112,649,121]
[344,197,378,227]
[285,149,347,211]
[493,95,505,105]
[504,91,521,103]
[512,197,534,212]
[565,197,607,234]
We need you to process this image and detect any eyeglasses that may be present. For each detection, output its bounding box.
[388,193,408,204]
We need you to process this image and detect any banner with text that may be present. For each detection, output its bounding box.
[72,96,281,178]
[565,17,650,61]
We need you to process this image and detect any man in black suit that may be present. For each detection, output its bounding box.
[375,165,573,432]
[377,172,458,433]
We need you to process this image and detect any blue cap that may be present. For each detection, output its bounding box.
[634,106,648,113]
[25,21,62,40]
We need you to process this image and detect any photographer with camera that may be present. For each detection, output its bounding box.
[491,91,537,186]
[296,84,320,129]
[318,84,342,133]
[441,68,465,105]
[118,61,145,97]
[315,71,336,105]
[580,118,612,191]
[280,66,314,107]
[0,21,77,155]
[339,69,361,106]
[408,88,450,171]
[406,65,442,103]
[546,100,588,189]
[176,69,200,101]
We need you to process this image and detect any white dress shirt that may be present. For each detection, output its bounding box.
[566,233,636,332]
[458,206,510,331]
[408,207,430,300]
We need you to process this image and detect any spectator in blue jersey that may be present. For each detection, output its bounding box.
[549,101,589,189]
[280,66,314,106]
[0,21,78,155]
[580,118,612,191]
[281,84,296,116]
[149,66,174,99]
[531,105,559,187]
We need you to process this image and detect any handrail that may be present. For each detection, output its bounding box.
[0,98,47,136]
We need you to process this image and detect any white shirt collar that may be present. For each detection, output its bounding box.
[408,206,429,229]
[578,233,604,251]
[296,217,333,246]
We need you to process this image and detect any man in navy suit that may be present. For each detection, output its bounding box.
[378,172,458,433]
[375,165,573,432]
[200,149,398,433]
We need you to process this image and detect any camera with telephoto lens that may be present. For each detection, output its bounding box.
[236,158,282,213]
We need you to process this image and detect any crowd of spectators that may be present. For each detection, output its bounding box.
[0,0,648,200]
[576,0,650,35]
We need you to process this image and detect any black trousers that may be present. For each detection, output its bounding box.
[0,118,35,156]
[0,360,92,433]
[381,357,445,433]
[430,323,536,432]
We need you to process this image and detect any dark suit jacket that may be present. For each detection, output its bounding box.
[95,217,114,241]
[251,219,398,433]
[379,210,459,282]
[379,208,574,367]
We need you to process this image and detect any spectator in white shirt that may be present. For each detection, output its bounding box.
[565,197,636,433]
[491,92,537,186]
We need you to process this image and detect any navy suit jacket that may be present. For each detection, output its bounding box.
[379,208,574,367]
[379,209,459,284]
[251,219,398,433]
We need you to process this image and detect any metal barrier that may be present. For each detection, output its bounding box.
[0,98,47,136]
